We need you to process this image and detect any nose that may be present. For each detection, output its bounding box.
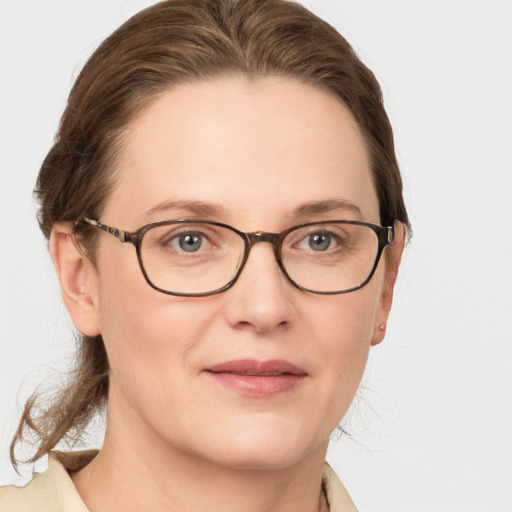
[223,242,295,333]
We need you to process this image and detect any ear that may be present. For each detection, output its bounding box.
[371,220,406,346]
[49,222,101,337]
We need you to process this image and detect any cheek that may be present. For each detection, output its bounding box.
[96,284,226,450]
[309,276,381,356]
[304,280,383,424]
[93,248,210,402]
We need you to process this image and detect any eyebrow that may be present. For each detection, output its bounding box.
[142,199,227,219]
[292,199,363,219]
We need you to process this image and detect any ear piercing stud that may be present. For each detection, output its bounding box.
[378,323,386,331]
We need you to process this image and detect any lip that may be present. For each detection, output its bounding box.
[204,359,308,397]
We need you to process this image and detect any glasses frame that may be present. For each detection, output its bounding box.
[78,217,395,297]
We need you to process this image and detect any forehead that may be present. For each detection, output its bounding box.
[105,76,379,228]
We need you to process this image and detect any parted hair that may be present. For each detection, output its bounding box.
[11,0,410,469]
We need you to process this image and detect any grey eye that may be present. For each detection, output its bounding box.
[308,233,331,251]
[178,233,203,252]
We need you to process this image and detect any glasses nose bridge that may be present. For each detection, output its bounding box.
[245,231,282,258]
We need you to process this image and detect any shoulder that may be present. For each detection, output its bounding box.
[322,462,358,512]
[0,454,91,512]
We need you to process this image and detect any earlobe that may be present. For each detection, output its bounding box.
[49,222,101,337]
[371,220,406,346]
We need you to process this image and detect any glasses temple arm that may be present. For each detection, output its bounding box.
[82,218,133,243]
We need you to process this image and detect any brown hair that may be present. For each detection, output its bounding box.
[11,0,410,469]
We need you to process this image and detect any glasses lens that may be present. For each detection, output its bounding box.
[282,222,379,293]
[140,222,245,295]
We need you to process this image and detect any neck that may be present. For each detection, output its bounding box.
[72,441,329,512]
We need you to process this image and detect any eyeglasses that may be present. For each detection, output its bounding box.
[78,218,394,296]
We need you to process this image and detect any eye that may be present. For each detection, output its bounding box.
[170,231,208,253]
[307,232,332,251]
[289,226,347,254]
[178,233,203,252]
[144,223,228,258]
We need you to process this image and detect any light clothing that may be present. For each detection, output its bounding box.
[0,454,357,511]
[322,464,359,512]
[0,456,89,512]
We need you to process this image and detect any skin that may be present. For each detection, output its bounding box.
[50,76,404,512]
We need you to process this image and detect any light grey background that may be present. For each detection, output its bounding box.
[1,1,511,510]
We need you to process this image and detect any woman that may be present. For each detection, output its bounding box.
[1,0,409,510]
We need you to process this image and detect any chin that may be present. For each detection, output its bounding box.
[204,419,324,471]
[216,447,307,472]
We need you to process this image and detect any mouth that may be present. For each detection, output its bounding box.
[204,359,308,397]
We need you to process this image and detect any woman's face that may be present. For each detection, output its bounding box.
[75,77,400,470]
